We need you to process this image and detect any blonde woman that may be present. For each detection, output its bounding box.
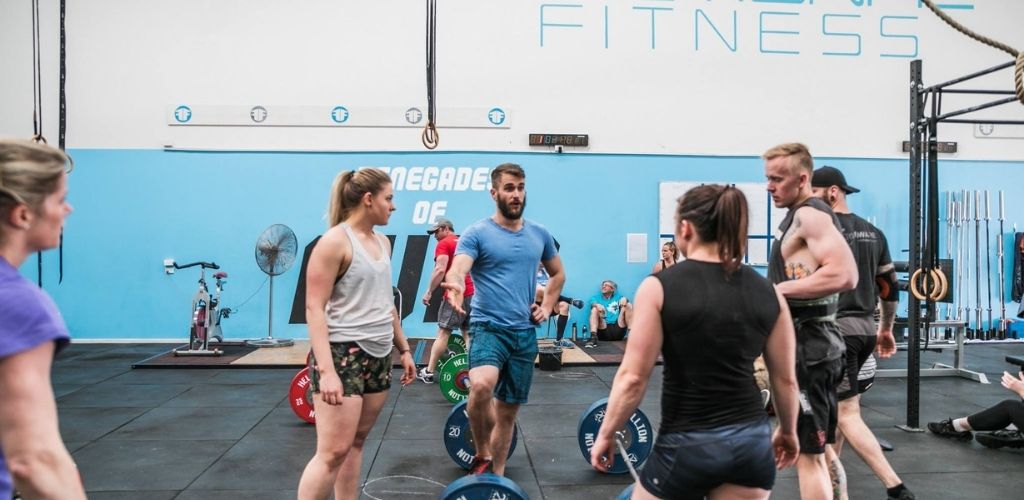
[0,139,86,500]
[297,169,416,500]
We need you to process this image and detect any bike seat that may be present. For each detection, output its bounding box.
[213,272,228,279]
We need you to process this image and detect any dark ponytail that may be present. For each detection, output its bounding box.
[675,184,749,276]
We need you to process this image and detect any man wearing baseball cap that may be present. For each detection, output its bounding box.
[418,217,475,383]
[811,166,914,500]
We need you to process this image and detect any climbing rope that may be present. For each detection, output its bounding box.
[421,0,439,149]
[920,0,1023,106]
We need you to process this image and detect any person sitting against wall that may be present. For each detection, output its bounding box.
[535,264,583,348]
[0,139,86,500]
[928,370,1024,449]
[652,240,678,273]
[585,279,633,347]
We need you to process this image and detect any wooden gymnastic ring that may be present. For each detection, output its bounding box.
[931,268,949,302]
[909,268,928,300]
[910,268,948,302]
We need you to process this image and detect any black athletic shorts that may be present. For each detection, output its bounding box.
[795,320,845,455]
[836,317,878,401]
[597,323,626,341]
[639,417,775,499]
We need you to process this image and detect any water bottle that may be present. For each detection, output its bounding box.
[571,323,578,342]
[582,325,589,341]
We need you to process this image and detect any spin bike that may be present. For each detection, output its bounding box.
[173,261,230,357]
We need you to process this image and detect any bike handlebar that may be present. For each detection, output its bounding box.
[173,261,220,270]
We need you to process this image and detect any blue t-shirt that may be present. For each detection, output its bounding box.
[588,292,624,324]
[456,218,557,330]
[0,257,71,500]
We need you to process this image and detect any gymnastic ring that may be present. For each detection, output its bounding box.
[931,268,949,302]
[909,268,948,302]
[909,268,927,300]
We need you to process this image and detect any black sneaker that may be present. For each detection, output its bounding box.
[975,429,1024,449]
[887,485,916,500]
[927,419,972,441]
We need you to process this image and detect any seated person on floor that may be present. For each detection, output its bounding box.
[535,264,583,348]
[586,280,632,344]
[928,370,1024,449]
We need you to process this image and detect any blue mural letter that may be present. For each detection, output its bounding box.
[880,16,918,58]
[632,5,673,50]
[695,9,737,52]
[822,14,861,57]
[759,11,800,55]
[540,4,584,47]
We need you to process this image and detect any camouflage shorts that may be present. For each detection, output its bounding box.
[309,341,392,397]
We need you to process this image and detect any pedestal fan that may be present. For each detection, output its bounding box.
[246,224,298,348]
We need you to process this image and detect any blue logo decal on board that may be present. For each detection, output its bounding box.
[405,107,423,124]
[174,105,192,123]
[331,106,350,124]
[250,106,268,123]
[487,108,506,126]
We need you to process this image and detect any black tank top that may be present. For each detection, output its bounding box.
[768,197,842,320]
[656,260,780,433]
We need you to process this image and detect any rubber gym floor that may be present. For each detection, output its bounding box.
[54,342,1024,499]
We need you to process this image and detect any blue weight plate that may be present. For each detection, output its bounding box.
[438,473,528,500]
[444,400,518,469]
[577,397,654,474]
[616,483,635,500]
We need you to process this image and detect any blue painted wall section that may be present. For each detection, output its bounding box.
[25,149,1023,340]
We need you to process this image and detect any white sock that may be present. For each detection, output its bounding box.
[952,418,970,432]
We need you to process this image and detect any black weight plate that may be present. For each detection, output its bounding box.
[444,400,518,469]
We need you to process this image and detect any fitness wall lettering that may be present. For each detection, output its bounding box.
[539,1,976,57]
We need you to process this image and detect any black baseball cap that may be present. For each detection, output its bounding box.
[812,166,860,194]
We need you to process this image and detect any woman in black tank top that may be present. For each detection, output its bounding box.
[590,184,802,500]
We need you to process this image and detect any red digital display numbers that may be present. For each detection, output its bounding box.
[528,134,589,147]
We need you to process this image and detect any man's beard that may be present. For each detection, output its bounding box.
[498,195,526,220]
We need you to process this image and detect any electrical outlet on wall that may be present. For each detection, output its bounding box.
[164,259,175,274]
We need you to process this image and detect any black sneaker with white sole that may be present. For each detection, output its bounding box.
[926,418,972,441]
[975,429,1024,449]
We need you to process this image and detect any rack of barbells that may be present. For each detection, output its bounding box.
[902,58,1024,433]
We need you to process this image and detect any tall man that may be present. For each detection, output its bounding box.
[418,217,474,383]
[443,163,565,476]
[811,166,915,500]
[764,143,858,500]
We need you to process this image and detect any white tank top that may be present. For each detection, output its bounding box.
[325,224,395,357]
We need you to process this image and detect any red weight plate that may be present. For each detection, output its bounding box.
[289,367,316,424]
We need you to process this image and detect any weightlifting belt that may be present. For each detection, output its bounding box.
[788,296,839,325]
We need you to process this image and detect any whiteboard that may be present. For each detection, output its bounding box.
[658,182,787,265]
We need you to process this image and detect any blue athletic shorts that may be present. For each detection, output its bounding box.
[468,321,538,404]
[639,417,776,499]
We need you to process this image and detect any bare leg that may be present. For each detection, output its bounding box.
[590,305,602,334]
[467,365,500,460]
[618,300,633,329]
[838,396,903,488]
[333,391,389,500]
[824,445,848,500]
[796,454,832,500]
[490,399,521,475]
[297,395,365,500]
[426,327,452,374]
[708,483,772,500]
